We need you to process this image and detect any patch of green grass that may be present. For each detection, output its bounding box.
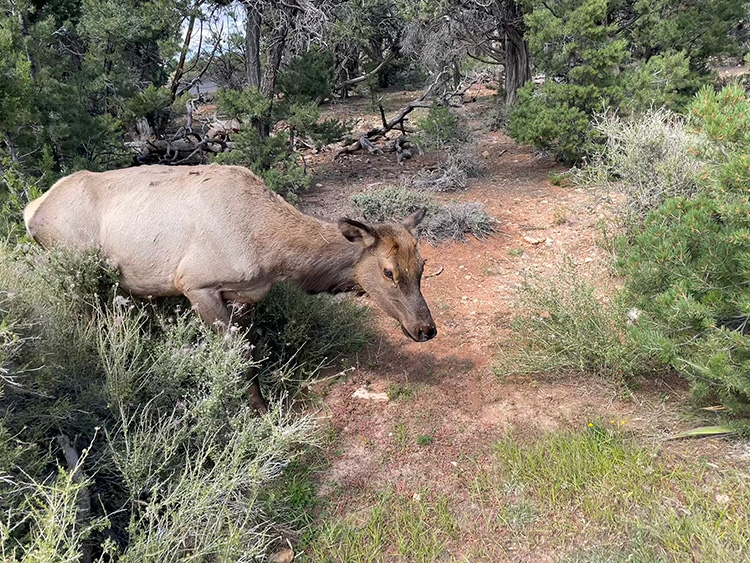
[392,422,409,449]
[547,171,573,187]
[387,382,414,401]
[302,490,458,562]
[416,434,434,446]
[507,248,524,257]
[495,260,660,379]
[473,426,750,560]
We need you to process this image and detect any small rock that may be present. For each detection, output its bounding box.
[412,492,421,501]
[716,493,731,505]
[315,183,323,188]
[523,236,542,245]
[462,296,468,300]
[627,308,641,324]
[352,387,389,402]
[584,257,594,263]
[270,548,294,563]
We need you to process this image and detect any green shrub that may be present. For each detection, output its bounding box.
[576,108,707,216]
[615,194,750,415]
[278,48,336,103]
[253,283,374,386]
[215,127,310,201]
[557,84,750,421]
[690,83,750,193]
[0,241,372,559]
[214,88,348,201]
[510,0,743,162]
[496,262,658,379]
[508,83,595,162]
[418,103,465,150]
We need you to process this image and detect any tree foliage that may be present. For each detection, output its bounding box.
[0,0,187,179]
[508,0,746,161]
[608,85,750,418]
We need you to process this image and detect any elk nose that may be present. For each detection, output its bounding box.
[418,324,437,341]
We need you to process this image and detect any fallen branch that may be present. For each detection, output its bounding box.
[424,264,444,278]
[334,70,455,160]
[360,136,382,155]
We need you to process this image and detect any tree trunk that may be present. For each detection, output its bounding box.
[245,3,262,89]
[170,14,196,102]
[260,22,288,99]
[258,17,289,137]
[499,0,530,106]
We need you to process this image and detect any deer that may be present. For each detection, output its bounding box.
[23,164,437,413]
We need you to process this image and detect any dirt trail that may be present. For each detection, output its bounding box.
[296,89,719,559]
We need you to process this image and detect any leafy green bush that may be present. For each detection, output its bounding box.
[0,240,372,559]
[508,0,744,161]
[253,283,374,385]
[615,194,750,415]
[278,48,336,103]
[508,84,595,161]
[214,88,348,201]
[548,84,750,421]
[418,103,465,150]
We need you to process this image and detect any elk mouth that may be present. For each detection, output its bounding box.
[401,324,437,342]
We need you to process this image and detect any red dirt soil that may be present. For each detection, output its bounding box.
[294,88,744,560]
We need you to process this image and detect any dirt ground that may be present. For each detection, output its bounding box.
[294,87,747,560]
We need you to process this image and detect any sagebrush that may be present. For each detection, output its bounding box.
[351,186,493,244]
[0,242,371,560]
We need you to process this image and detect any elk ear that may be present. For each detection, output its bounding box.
[402,208,427,235]
[338,218,378,248]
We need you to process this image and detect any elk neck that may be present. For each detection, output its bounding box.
[277,215,363,295]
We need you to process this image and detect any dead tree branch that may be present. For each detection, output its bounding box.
[334,71,454,160]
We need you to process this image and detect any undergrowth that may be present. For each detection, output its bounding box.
[0,242,371,560]
[507,84,750,428]
[495,261,660,380]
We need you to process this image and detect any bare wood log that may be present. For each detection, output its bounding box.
[126,138,232,165]
[360,136,382,155]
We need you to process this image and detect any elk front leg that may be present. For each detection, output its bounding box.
[183,288,268,414]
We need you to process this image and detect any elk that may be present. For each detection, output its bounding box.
[24,164,436,412]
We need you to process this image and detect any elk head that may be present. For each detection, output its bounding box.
[338,209,437,342]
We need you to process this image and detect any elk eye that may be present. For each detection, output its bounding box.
[383,268,394,280]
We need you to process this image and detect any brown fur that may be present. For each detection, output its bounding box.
[24,164,436,411]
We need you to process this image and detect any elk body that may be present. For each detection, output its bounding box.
[24,164,436,411]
